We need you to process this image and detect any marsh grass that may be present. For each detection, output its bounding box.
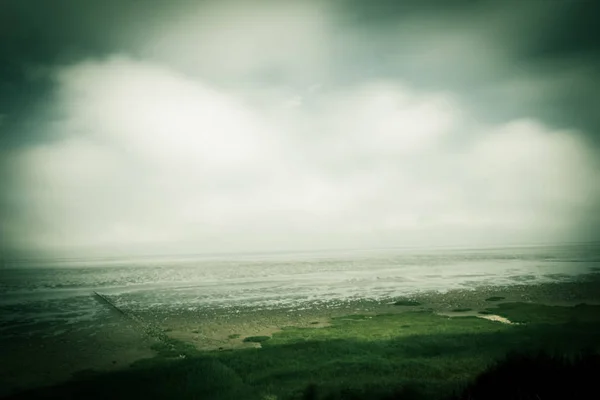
[487,302,599,324]
[484,297,505,302]
[10,303,600,400]
[150,337,198,358]
[243,336,271,343]
[393,300,422,306]
[452,351,600,400]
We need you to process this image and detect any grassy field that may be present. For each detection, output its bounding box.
[9,301,600,400]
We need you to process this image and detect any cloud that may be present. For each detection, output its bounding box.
[141,0,333,86]
[2,0,600,257]
[2,52,599,257]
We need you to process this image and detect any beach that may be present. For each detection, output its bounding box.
[1,244,600,398]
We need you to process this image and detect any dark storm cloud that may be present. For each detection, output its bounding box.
[1,0,110,148]
[340,0,600,143]
[0,0,184,148]
[521,1,600,61]
[2,0,599,148]
[507,0,600,141]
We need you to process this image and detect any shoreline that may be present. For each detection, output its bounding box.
[1,273,599,397]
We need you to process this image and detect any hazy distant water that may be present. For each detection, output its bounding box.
[1,243,599,336]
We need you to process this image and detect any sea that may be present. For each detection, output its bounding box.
[1,243,599,338]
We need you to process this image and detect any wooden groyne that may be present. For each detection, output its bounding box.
[92,291,172,345]
[93,291,126,316]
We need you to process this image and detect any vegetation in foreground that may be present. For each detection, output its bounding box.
[243,336,271,343]
[484,297,506,302]
[7,303,600,400]
[393,299,422,306]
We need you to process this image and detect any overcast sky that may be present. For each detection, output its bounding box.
[1,0,599,258]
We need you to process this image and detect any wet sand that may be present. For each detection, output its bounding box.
[0,310,158,397]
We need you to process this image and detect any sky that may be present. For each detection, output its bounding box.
[1,0,600,258]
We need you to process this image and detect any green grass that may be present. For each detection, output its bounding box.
[243,336,271,343]
[484,297,505,302]
[451,308,472,312]
[487,302,600,325]
[228,333,241,339]
[150,337,198,358]
[11,303,600,400]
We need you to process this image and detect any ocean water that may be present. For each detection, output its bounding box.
[1,243,599,336]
